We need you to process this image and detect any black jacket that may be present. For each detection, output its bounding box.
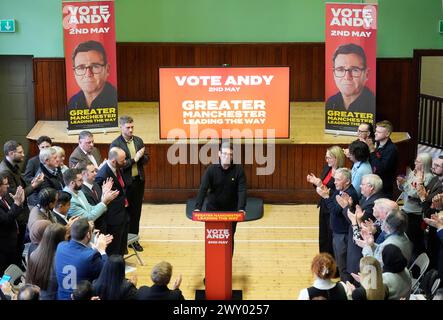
[27,164,65,207]
[136,285,185,300]
[110,135,149,183]
[195,163,247,212]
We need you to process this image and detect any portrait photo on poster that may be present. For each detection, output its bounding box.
[326,43,375,115]
[68,40,118,110]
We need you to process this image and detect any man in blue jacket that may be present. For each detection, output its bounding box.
[55,218,112,300]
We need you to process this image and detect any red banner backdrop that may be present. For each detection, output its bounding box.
[62,0,118,132]
[325,3,377,134]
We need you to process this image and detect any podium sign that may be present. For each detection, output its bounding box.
[192,211,244,300]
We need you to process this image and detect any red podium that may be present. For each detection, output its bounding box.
[192,211,245,300]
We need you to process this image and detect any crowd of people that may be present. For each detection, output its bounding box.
[0,115,184,300]
[1,116,442,300]
[303,120,443,300]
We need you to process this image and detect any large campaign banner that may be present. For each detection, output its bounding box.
[159,67,290,139]
[325,3,377,134]
[62,0,118,132]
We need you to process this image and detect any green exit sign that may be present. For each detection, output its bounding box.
[440,20,443,34]
[0,19,15,33]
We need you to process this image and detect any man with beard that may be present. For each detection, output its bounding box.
[0,141,44,196]
[62,168,118,223]
[369,120,398,200]
[95,147,129,255]
[0,141,44,265]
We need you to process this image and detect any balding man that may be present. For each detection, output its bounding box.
[359,209,412,266]
[95,147,129,255]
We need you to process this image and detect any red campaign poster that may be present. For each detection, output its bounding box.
[325,3,377,134]
[62,0,118,132]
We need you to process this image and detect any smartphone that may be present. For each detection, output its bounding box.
[0,274,11,285]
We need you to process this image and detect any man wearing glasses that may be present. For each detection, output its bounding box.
[194,141,247,256]
[326,43,375,113]
[68,40,117,110]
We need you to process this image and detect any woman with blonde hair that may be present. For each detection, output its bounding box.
[307,146,346,256]
[298,253,347,300]
[347,256,387,300]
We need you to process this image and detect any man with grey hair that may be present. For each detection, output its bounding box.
[346,174,384,277]
[23,135,52,185]
[358,209,412,266]
[95,147,129,255]
[361,198,399,244]
[317,167,359,282]
[27,147,65,207]
[136,261,184,300]
[69,131,103,169]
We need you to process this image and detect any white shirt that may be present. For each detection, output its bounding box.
[83,181,94,191]
[80,146,99,168]
[53,209,68,224]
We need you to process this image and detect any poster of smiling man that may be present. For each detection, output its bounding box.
[325,3,377,135]
[62,0,118,132]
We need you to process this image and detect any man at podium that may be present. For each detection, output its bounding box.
[194,141,247,255]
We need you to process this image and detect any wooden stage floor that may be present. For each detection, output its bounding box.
[126,203,319,300]
[27,102,409,145]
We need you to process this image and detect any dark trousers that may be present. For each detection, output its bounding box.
[425,226,441,270]
[105,220,128,256]
[127,177,144,235]
[319,204,334,256]
[404,211,425,261]
[0,251,19,276]
[333,232,350,283]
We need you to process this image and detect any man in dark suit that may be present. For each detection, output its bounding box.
[0,140,44,260]
[317,167,359,283]
[55,218,110,300]
[0,140,44,197]
[52,191,72,226]
[69,131,103,169]
[23,136,52,184]
[0,173,26,275]
[95,147,129,256]
[194,141,247,256]
[137,261,184,300]
[80,162,105,231]
[110,115,149,252]
[369,120,398,200]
